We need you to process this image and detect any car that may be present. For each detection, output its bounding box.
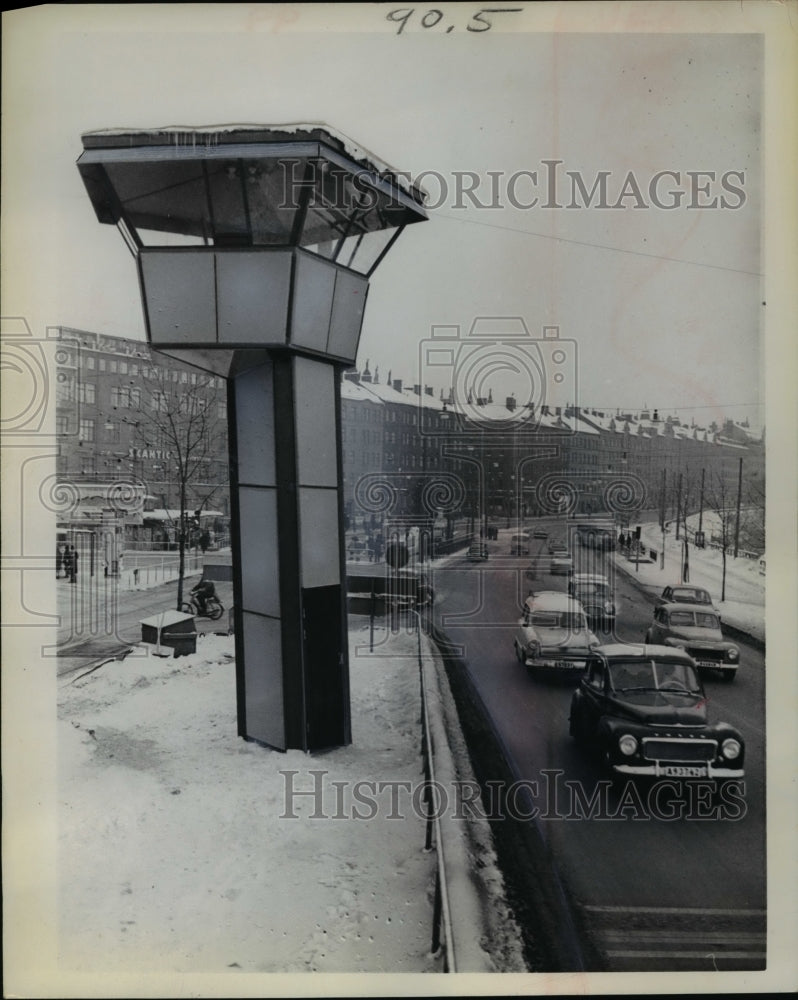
[569,643,745,781]
[510,532,531,555]
[513,591,599,676]
[467,542,489,562]
[548,537,567,554]
[655,584,717,610]
[550,552,574,575]
[568,573,617,625]
[644,603,739,681]
[532,527,549,539]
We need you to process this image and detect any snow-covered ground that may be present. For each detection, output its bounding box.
[57,619,524,981]
[612,521,764,642]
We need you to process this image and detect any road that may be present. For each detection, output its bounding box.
[430,516,766,971]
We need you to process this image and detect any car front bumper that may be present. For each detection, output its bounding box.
[612,761,744,778]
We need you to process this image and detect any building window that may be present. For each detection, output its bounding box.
[86,356,95,370]
[110,359,118,373]
[99,358,106,372]
[78,381,96,404]
[105,421,120,442]
[79,418,95,442]
[119,361,128,375]
[56,415,69,435]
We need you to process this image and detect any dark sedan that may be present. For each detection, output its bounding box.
[569,644,745,780]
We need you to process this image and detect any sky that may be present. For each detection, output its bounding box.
[1,5,782,433]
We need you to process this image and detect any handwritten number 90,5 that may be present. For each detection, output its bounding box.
[386,8,522,35]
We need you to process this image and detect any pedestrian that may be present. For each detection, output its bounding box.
[200,529,211,555]
[68,545,79,584]
[56,545,64,579]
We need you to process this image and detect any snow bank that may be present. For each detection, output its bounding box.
[57,621,524,977]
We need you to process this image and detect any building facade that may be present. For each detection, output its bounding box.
[55,328,230,552]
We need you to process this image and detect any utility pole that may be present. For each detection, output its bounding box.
[675,471,683,541]
[698,466,705,543]
[733,456,743,558]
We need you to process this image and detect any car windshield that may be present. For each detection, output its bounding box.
[608,658,701,693]
[575,584,609,599]
[669,610,720,628]
[530,611,586,630]
[672,588,711,604]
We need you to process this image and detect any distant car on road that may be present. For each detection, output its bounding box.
[569,643,745,780]
[655,584,717,610]
[569,573,617,626]
[644,603,739,681]
[510,532,530,555]
[548,538,567,554]
[550,552,574,575]
[532,527,549,539]
[513,591,598,677]
[467,542,489,562]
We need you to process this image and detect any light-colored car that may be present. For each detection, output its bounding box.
[550,552,574,575]
[532,527,549,539]
[514,591,599,676]
[467,542,489,562]
[644,602,739,681]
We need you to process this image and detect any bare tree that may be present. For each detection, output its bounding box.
[127,363,227,609]
[703,469,736,602]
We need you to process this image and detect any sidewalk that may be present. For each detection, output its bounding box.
[55,617,524,986]
[611,521,765,644]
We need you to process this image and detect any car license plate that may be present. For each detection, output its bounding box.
[696,660,719,668]
[555,660,585,669]
[662,765,706,777]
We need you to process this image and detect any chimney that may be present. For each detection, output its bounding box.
[425,386,434,396]
[555,406,561,416]
[506,396,516,411]
[392,378,403,393]
[413,384,422,395]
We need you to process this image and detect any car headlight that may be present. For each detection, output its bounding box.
[526,641,539,656]
[618,734,638,756]
[727,646,739,661]
[664,637,685,649]
[721,738,742,760]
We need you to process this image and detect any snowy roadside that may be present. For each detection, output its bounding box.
[57,615,524,980]
[610,521,764,643]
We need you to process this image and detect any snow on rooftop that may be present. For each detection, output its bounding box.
[80,123,426,202]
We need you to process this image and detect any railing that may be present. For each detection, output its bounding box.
[410,607,456,972]
[120,551,204,589]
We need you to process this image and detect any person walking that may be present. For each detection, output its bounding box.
[68,545,79,584]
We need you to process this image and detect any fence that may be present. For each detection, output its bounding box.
[120,551,204,590]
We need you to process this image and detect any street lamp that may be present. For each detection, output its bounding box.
[78,125,427,751]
